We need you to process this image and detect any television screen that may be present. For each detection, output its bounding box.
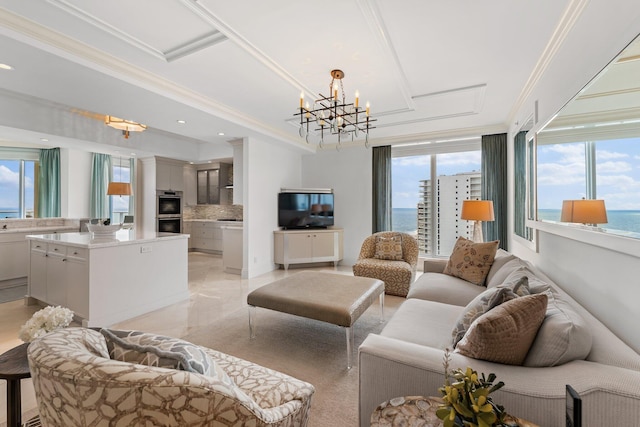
[278,192,334,229]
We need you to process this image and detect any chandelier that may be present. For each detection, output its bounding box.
[105,115,147,139]
[295,69,375,149]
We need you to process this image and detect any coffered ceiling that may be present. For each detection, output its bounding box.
[0,0,581,160]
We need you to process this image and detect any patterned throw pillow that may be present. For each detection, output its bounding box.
[444,237,499,286]
[374,235,403,260]
[101,329,226,380]
[451,276,530,347]
[455,293,548,365]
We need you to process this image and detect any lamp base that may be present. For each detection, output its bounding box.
[471,220,484,243]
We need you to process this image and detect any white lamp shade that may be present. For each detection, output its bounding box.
[561,199,607,224]
[461,200,495,221]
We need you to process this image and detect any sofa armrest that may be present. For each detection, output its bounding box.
[358,334,640,427]
[423,258,448,273]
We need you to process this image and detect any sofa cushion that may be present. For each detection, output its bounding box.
[524,291,593,367]
[406,272,486,306]
[456,293,548,365]
[444,237,499,286]
[101,329,228,381]
[374,235,404,260]
[380,299,464,349]
[451,276,530,347]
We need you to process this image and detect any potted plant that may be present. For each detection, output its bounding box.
[436,349,510,427]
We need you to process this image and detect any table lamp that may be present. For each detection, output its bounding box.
[461,200,495,242]
[560,199,607,226]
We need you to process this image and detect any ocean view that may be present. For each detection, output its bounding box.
[392,208,419,235]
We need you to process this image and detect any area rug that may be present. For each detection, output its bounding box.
[184,295,404,427]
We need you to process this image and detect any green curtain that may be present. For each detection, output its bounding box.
[372,145,392,233]
[514,131,527,239]
[37,147,61,218]
[481,133,508,250]
[90,153,112,219]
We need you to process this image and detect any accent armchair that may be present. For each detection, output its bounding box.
[352,231,419,297]
[27,327,315,427]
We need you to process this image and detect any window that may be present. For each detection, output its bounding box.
[0,149,39,218]
[110,158,132,223]
[537,137,640,238]
[391,139,482,257]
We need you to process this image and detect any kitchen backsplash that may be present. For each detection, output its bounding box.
[184,204,243,220]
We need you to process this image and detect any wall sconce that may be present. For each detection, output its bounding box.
[461,200,495,242]
[561,199,607,225]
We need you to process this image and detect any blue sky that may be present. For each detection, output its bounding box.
[392,151,481,209]
[0,160,34,209]
[537,138,640,210]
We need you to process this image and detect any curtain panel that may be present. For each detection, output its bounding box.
[481,133,508,250]
[37,147,61,218]
[90,153,112,219]
[128,157,135,215]
[514,131,527,239]
[372,145,392,233]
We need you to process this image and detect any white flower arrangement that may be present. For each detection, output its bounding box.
[18,305,74,343]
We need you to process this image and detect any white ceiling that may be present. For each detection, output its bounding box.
[0,0,585,160]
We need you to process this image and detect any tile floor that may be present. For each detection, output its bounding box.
[0,252,354,425]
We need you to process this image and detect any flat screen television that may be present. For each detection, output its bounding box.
[278,192,334,229]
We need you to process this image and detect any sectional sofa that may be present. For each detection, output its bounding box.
[359,248,640,427]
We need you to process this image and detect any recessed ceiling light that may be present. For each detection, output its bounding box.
[0,63,14,70]
[218,132,225,136]
[130,153,136,156]
[207,160,212,163]
[177,120,186,124]
[40,138,48,142]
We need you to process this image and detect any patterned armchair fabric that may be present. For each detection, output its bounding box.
[27,328,315,427]
[352,232,419,297]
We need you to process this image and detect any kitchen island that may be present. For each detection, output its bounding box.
[26,230,189,327]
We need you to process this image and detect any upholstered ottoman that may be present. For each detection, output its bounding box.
[247,271,384,369]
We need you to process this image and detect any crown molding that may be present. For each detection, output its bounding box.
[0,7,307,149]
[506,0,590,126]
[46,0,228,62]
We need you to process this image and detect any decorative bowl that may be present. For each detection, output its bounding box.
[86,223,122,235]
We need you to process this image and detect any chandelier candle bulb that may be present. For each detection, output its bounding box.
[334,83,339,100]
[305,102,311,118]
[366,102,370,116]
[300,92,304,108]
[355,91,359,108]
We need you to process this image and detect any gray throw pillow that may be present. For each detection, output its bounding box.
[101,329,221,378]
[451,276,530,347]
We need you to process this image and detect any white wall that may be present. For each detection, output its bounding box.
[508,3,640,351]
[244,137,302,278]
[302,147,372,266]
[59,148,91,218]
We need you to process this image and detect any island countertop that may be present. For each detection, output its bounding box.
[26,230,189,249]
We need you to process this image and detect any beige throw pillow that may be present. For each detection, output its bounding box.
[374,235,403,260]
[444,237,499,286]
[455,293,548,365]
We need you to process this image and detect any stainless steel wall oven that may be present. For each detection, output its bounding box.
[156,190,183,233]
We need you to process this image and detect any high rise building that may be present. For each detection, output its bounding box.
[417,171,481,255]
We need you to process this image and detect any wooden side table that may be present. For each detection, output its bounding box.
[0,343,31,427]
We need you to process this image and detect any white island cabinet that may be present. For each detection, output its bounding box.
[27,230,189,327]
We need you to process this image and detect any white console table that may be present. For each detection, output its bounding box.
[274,228,343,270]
